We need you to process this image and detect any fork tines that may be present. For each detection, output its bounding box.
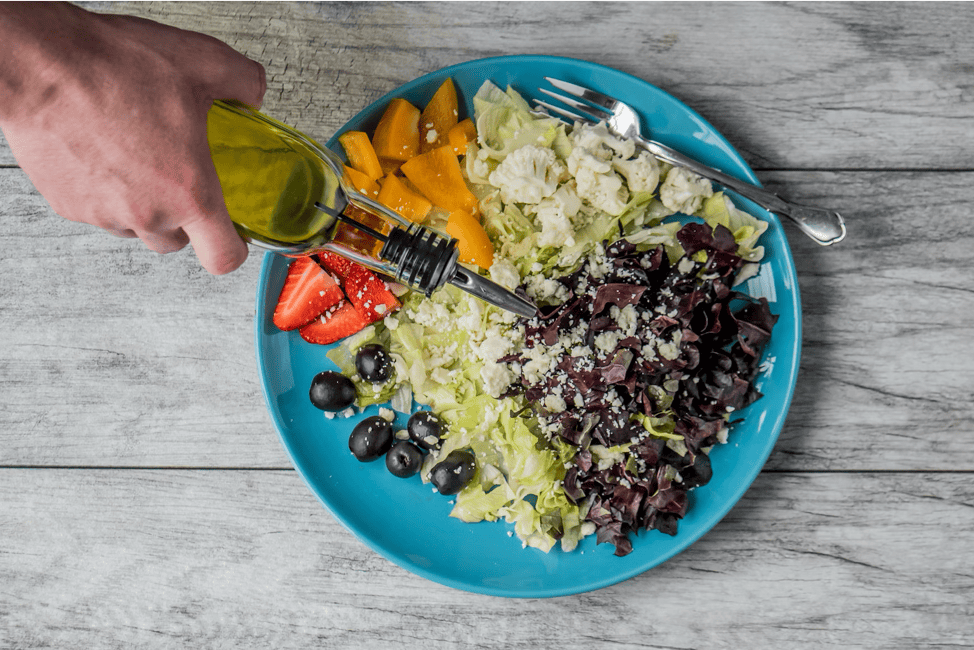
[534,83,612,127]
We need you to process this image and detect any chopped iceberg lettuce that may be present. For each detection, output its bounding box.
[473,81,572,162]
[333,83,772,556]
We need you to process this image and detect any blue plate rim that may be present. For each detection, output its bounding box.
[254,54,801,598]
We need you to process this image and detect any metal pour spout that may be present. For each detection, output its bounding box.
[449,266,537,318]
[324,200,537,319]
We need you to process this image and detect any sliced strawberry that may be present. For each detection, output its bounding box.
[299,300,369,345]
[316,251,356,280]
[343,264,401,323]
[273,256,344,331]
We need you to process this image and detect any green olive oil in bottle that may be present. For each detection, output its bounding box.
[203,100,538,318]
[206,100,342,247]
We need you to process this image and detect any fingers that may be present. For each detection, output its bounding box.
[139,227,191,255]
[180,134,251,274]
[104,228,138,239]
[205,46,267,109]
[182,215,249,275]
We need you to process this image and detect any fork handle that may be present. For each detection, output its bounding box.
[638,138,846,246]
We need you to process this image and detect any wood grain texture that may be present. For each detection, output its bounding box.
[3,168,972,469]
[0,469,971,650]
[1,2,973,646]
[2,2,974,169]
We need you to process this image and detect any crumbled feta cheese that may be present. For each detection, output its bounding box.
[594,330,624,354]
[519,342,564,385]
[543,393,567,414]
[524,274,569,303]
[657,340,680,360]
[473,331,514,364]
[480,361,514,398]
[570,344,592,358]
[677,257,697,275]
[488,258,521,291]
[469,153,492,183]
[612,304,639,337]
[406,300,453,329]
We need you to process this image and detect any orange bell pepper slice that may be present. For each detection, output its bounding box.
[446,210,494,269]
[342,165,380,200]
[376,173,433,224]
[400,145,478,213]
[371,98,421,162]
[447,119,477,155]
[420,78,459,153]
[338,131,383,180]
[379,157,402,176]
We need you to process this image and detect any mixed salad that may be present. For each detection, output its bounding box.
[276,79,777,556]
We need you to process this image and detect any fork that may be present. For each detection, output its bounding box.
[535,77,846,246]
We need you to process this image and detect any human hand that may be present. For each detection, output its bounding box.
[0,3,266,274]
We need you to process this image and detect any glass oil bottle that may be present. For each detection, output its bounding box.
[206,100,535,317]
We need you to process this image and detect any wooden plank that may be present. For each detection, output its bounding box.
[2,2,974,169]
[0,169,284,468]
[2,167,973,469]
[0,469,970,648]
[762,169,974,470]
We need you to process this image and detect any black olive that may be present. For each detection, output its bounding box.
[348,416,394,462]
[407,411,444,451]
[309,371,356,411]
[385,440,424,478]
[355,344,392,383]
[429,449,476,495]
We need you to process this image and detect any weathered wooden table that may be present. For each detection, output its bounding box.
[2,2,972,647]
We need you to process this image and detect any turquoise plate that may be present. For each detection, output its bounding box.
[255,55,800,597]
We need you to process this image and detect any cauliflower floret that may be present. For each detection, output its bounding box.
[570,121,636,162]
[564,122,634,216]
[535,202,574,247]
[488,144,563,205]
[659,166,713,214]
[613,150,660,193]
[573,166,629,216]
[533,184,583,247]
